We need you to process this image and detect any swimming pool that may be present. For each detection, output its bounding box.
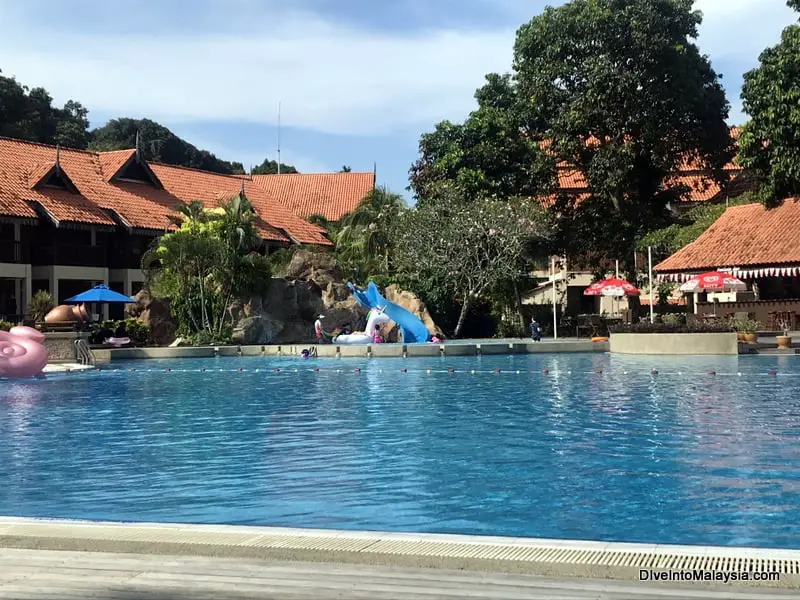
[1,353,799,548]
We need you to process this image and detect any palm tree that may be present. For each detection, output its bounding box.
[167,199,207,227]
[336,186,406,277]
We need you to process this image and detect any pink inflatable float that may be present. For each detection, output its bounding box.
[0,326,48,379]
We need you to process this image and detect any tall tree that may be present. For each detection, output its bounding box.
[335,186,406,280]
[737,0,800,206]
[0,70,90,148]
[409,99,553,203]
[508,0,733,278]
[251,158,298,174]
[90,118,245,174]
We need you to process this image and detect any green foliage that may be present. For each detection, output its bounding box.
[251,158,298,174]
[266,246,300,277]
[0,70,90,148]
[334,186,406,282]
[660,313,686,326]
[508,0,732,272]
[738,15,800,206]
[394,186,550,337]
[637,192,758,260]
[186,327,233,346]
[306,213,330,229]
[339,166,352,172]
[729,318,761,334]
[143,194,271,340]
[610,321,734,334]
[0,320,12,331]
[409,102,553,203]
[656,282,676,307]
[89,318,150,345]
[27,290,54,322]
[90,118,244,174]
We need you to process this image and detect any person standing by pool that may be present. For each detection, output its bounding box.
[314,315,325,343]
[529,318,542,342]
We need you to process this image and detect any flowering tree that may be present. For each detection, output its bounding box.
[395,189,550,337]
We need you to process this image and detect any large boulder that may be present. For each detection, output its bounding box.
[284,249,342,284]
[232,316,284,345]
[126,289,176,345]
[230,279,330,345]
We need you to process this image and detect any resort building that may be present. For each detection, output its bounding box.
[252,171,375,222]
[0,137,371,319]
[654,198,800,329]
[523,127,754,315]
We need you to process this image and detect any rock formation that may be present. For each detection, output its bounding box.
[126,248,437,345]
[230,279,326,345]
[126,289,176,346]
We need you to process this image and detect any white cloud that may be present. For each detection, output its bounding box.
[0,0,794,136]
[694,0,796,121]
[695,0,794,61]
[0,6,514,136]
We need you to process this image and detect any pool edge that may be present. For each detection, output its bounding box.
[0,517,796,588]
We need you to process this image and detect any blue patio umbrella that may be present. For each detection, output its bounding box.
[65,284,135,304]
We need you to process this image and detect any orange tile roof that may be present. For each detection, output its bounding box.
[545,127,746,204]
[251,172,375,221]
[654,199,800,272]
[0,139,116,226]
[27,162,57,188]
[0,137,331,245]
[151,164,331,245]
[98,149,136,180]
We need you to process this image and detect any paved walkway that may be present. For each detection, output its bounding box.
[0,549,797,600]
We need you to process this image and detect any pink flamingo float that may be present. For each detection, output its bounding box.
[0,326,48,379]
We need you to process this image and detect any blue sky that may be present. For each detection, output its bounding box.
[0,0,796,201]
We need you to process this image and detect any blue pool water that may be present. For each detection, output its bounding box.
[1,353,800,548]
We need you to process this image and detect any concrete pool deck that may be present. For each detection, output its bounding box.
[2,549,799,599]
[0,518,798,591]
[91,338,608,363]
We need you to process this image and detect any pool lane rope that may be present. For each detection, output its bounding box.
[35,367,795,378]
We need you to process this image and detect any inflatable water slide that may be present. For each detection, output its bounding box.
[334,282,430,344]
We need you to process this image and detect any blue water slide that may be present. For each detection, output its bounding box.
[346,281,430,343]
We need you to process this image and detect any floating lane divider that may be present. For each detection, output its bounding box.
[35,367,799,378]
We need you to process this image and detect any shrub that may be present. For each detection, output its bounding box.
[610,321,734,334]
[730,318,761,334]
[661,313,686,325]
[187,326,232,347]
[0,320,12,332]
[88,318,151,346]
[122,318,150,345]
[27,290,54,322]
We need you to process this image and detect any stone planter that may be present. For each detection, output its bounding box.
[610,332,738,355]
[777,335,792,350]
[744,332,758,344]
